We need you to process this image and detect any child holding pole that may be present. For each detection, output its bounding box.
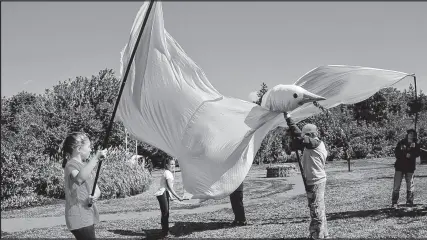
[61,132,108,240]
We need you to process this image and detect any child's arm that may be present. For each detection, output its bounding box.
[164,171,183,201]
[88,184,101,205]
[71,150,106,185]
[166,179,182,201]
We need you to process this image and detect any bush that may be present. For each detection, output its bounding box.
[418,127,427,149]
[1,147,152,211]
[284,152,298,163]
[351,142,370,159]
[1,152,38,201]
[326,146,345,161]
[1,193,43,211]
[33,160,65,199]
[97,148,152,199]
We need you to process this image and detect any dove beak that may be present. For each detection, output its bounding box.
[299,92,326,105]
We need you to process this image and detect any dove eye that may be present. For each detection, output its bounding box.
[293,93,298,98]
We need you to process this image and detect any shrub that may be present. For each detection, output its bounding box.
[33,160,65,199]
[1,152,38,201]
[1,146,152,211]
[97,148,152,199]
[1,193,42,211]
[326,146,344,161]
[351,142,370,159]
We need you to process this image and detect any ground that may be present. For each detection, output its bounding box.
[1,158,426,239]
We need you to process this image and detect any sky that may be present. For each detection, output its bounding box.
[2,2,427,101]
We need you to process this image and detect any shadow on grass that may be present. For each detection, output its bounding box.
[327,204,427,221]
[328,165,392,173]
[170,221,232,237]
[377,175,427,180]
[257,216,310,225]
[109,229,154,238]
[376,176,394,179]
[110,221,235,239]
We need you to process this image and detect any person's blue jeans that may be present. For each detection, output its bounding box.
[392,171,415,205]
[306,181,328,239]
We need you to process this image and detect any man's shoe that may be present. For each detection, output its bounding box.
[231,220,247,226]
[406,202,414,207]
[236,220,247,226]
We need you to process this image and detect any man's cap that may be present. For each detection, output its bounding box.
[302,124,318,135]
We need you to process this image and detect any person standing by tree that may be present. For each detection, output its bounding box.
[392,129,421,208]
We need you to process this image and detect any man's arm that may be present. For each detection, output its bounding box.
[284,113,302,138]
[394,141,402,159]
[303,136,322,149]
[284,113,321,150]
[413,142,421,158]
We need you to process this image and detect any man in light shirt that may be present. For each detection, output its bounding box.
[284,113,329,240]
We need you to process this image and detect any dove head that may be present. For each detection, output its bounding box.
[261,84,326,112]
[280,85,326,111]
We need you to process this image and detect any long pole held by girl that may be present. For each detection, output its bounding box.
[88,0,156,207]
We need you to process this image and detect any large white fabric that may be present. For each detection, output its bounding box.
[116,1,414,200]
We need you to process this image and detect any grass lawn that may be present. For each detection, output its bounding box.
[1,158,426,239]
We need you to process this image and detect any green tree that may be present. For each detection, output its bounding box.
[254,82,268,106]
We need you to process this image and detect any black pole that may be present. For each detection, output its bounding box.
[295,150,308,192]
[89,0,156,207]
[413,75,418,131]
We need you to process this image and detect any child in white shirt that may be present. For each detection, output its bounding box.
[154,159,182,237]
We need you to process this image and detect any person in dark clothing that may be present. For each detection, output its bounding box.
[230,182,246,226]
[392,129,421,208]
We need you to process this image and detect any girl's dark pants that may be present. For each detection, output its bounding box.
[157,191,170,233]
[71,224,96,240]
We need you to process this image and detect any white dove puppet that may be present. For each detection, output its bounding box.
[261,85,326,113]
[116,2,414,201]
